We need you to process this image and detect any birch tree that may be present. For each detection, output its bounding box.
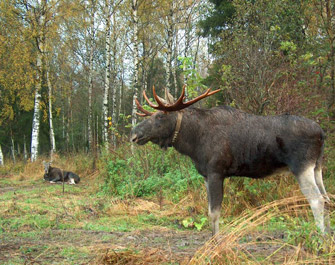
[131,0,140,129]
[165,3,174,92]
[102,0,112,149]
[111,12,119,148]
[87,0,96,151]
[47,70,56,157]
[30,0,45,162]
[0,144,3,166]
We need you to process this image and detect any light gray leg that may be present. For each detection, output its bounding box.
[205,175,223,236]
[295,165,325,233]
[69,178,76,185]
[314,166,331,233]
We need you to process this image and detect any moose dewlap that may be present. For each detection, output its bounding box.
[131,85,329,236]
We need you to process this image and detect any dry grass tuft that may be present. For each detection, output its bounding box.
[190,194,335,264]
[95,246,186,265]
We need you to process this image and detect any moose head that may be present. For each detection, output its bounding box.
[43,161,51,174]
[131,85,220,149]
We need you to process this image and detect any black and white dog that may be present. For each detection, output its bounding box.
[43,161,80,184]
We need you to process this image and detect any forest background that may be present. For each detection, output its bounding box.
[1,0,335,263]
[0,0,335,165]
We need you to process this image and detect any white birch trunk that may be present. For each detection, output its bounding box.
[111,13,118,148]
[183,16,192,99]
[103,3,111,149]
[23,135,27,161]
[47,70,56,157]
[173,28,179,97]
[166,7,173,92]
[66,96,70,150]
[31,52,42,162]
[31,0,44,162]
[131,0,139,129]
[88,0,95,151]
[118,63,125,123]
[0,144,3,166]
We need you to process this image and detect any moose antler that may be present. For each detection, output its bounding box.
[135,98,154,117]
[135,85,221,116]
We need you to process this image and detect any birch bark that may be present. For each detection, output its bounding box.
[111,13,118,148]
[88,0,95,151]
[166,6,174,92]
[0,144,3,166]
[23,135,28,161]
[47,70,56,157]
[30,52,42,162]
[103,2,111,149]
[131,0,139,129]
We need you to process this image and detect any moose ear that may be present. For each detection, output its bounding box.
[164,88,175,105]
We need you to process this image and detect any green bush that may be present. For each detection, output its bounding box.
[101,143,203,200]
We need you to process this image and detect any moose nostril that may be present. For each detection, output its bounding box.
[130,134,138,142]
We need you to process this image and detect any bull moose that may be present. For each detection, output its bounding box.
[130,85,330,236]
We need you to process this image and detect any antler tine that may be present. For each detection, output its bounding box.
[135,97,154,116]
[171,84,186,107]
[152,85,170,109]
[142,89,158,109]
[166,86,220,111]
[181,88,221,106]
[207,89,222,97]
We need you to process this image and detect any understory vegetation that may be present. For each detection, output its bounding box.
[2,143,335,264]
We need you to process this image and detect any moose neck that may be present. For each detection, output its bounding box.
[171,112,183,144]
[172,110,202,161]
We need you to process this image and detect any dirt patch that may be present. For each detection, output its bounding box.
[0,228,210,264]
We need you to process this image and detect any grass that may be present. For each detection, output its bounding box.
[1,153,335,264]
[190,195,335,264]
[0,162,208,264]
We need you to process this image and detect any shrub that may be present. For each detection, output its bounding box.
[101,143,203,200]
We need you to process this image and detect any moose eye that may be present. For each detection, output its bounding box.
[156,114,166,120]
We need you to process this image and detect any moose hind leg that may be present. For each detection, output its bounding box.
[206,175,224,236]
[295,165,325,233]
[314,166,330,233]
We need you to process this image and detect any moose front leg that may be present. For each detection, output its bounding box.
[205,174,224,236]
[49,174,62,183]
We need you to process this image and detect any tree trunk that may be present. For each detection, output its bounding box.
[131,0,139,130]
[23,135,28,161]
[166,7,173,92]
[31,53,42,162]
[0,144,3,166]
[11,135,15,164]
[47,70,56,157]
[103,2,111,150]
[330,41,335,108]
[111,13,118,148]
[173,27,179,97]
[66,96,70,151]
[88,0,95,151]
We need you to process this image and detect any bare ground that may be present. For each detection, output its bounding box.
[0,227,210,264]
[0,182,211,264]
[1,181,334,264]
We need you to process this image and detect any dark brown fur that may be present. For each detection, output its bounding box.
[131,105,326,235]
